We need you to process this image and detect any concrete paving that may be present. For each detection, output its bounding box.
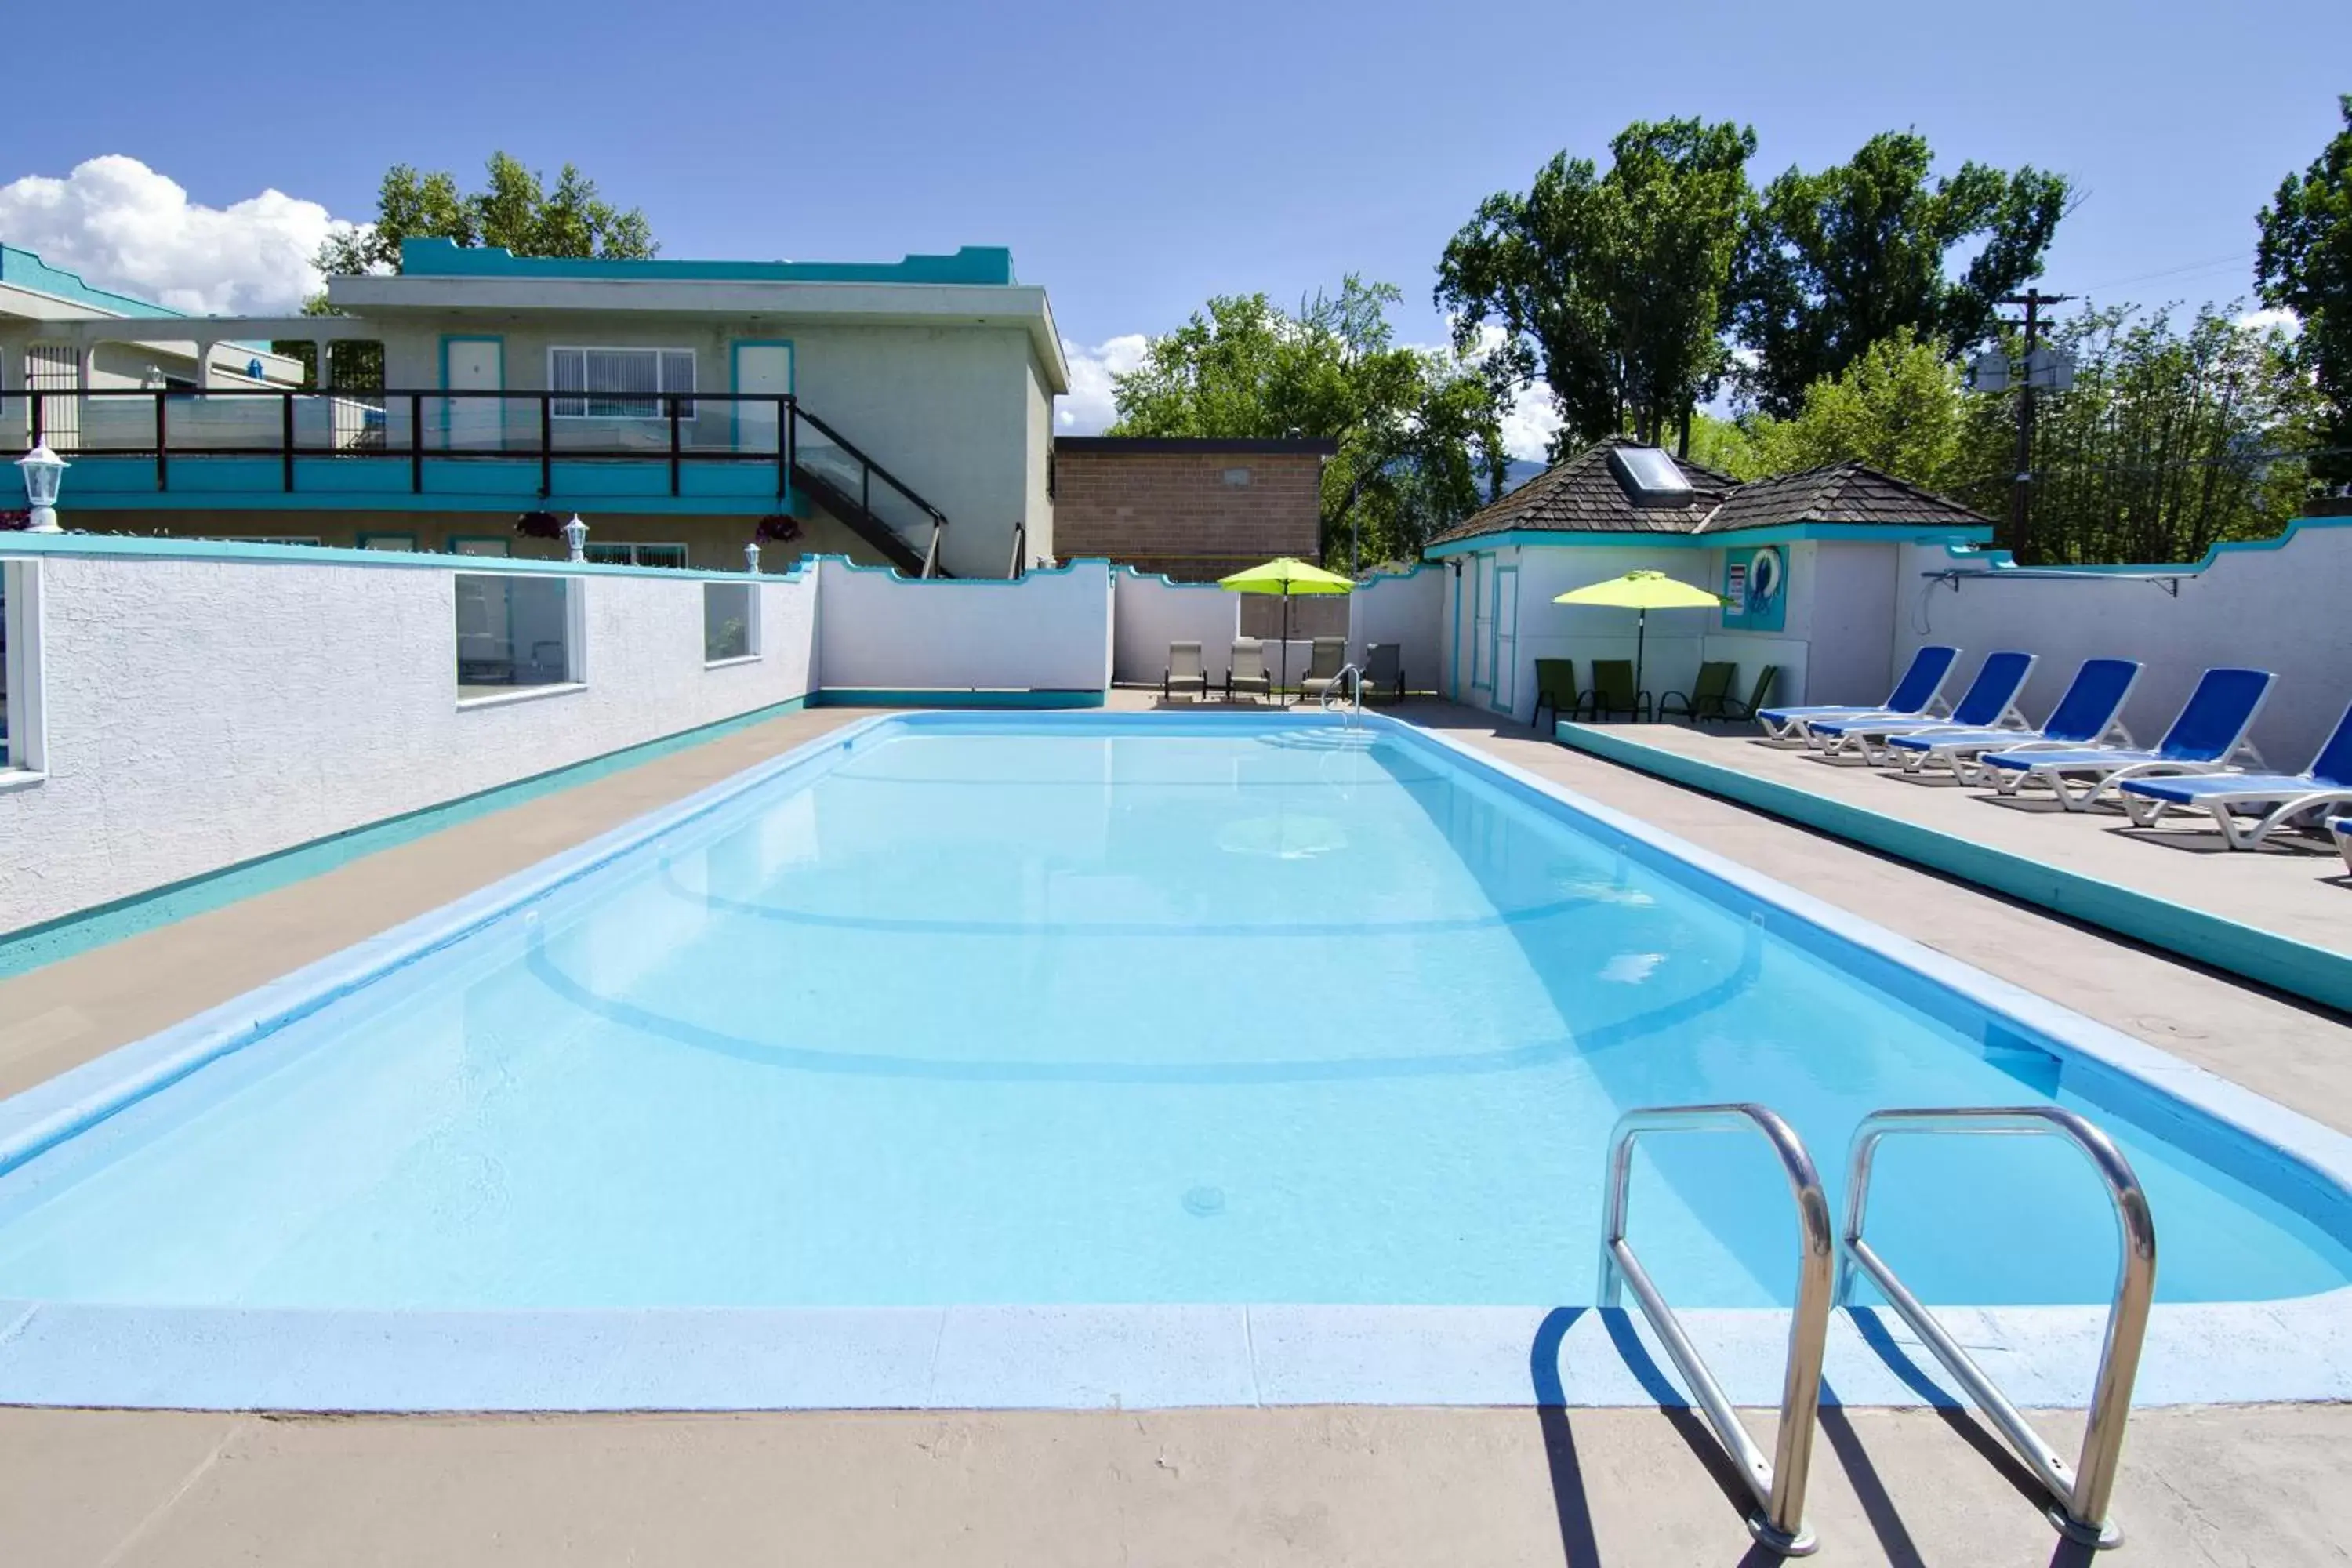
[5,696,2352,1564]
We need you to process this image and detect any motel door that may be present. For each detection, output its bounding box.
[1470,555,1494,698]
[1490,565,1519,715]
[445,339,504,450]
[732,342,793,455]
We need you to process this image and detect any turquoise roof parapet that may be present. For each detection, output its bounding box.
[397,238,1018,286]
[0,245,183,318]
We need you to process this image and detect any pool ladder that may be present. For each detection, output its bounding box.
[1597,1102,2156,1556]
[1319,664,1366,728]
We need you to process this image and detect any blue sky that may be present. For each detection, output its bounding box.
[6,0,2348,446]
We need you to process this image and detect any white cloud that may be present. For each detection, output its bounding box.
[0,156,359,316]
[1497,383,1562,463]
[1055,333,1150,432]
[2237,306,2300,336]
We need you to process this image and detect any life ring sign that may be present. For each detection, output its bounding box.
[1748,546,1783,608]
[1724,545,1788,631]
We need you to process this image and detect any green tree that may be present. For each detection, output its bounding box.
[315,152,655,278]
[1748,329,1975,492]
[1733,132,2070,419]
[2256,94,2352,485]
[1108,278,1512,567]
[287,154,655,386]
[1436,118,1755,456]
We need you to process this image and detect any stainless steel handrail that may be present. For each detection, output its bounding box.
[1599,1103,1835,1556]
[1319,663,1364,727]
[1837,1107,2156,1549]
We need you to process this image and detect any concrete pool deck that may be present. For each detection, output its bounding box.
[4,696,2352,1562]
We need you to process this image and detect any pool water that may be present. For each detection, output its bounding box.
[1,716,2347,1312]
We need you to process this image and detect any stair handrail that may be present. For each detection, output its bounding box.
[1599,1103,1834,1556]
[1838,1106,2154,1549]
[787,401,949,534]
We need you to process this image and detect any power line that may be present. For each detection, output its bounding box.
[2074,250,2256,294]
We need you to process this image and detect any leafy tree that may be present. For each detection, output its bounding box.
[1737,308,2317,563]
[2256,95,2352,485]
[1733,132,2070,419]
[285,154,655,385]
[1436,118,1755,456]
[1108,278,1512,567]
[1748,329,1976,492]
[315,152,655,278]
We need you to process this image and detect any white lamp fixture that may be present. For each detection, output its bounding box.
[561,514,588,563]
[16,444,67,534]
[744,541,763,575]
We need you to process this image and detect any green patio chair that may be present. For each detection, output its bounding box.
[1715,665,1780,723]
[1576,659,1652,723]
[1533,659,1578,730]
[1657,661,1737,723]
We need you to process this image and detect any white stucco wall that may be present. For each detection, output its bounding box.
[0,549,818,934]
[1112,570,1241,683]
[1349,568,1445,691]
[1796,541,1904,706]
[1891,522,2352,768]
[815,558,1112,693]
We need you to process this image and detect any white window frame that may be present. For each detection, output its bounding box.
[548,347,696,419]
[702,579,763,668]
[453,572,589,710]
[1,560,47,784]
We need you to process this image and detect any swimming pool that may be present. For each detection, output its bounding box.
[3,711,2350,1409]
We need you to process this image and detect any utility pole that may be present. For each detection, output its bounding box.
[1997,287,2074,557]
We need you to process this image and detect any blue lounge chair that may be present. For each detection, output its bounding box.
[1756,645,1960,742]
[1807,652,2038,764]
[1979,666,2274,812]
[2334,818,2352,877]
[1888,658,2143,784]
[2118,701,2352,849]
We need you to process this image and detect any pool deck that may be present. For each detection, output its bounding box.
[5,695,2352,1563]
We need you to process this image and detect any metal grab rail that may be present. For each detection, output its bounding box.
[1318,662,1365,727]
[1837,1107,2156,1550]
[1599,1104,1835,1556]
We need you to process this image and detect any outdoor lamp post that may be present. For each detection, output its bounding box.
[745,540,762,574]
[561,514,588,563]
[16,444,67,534]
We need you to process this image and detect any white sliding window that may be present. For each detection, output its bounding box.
[550,348,695,419]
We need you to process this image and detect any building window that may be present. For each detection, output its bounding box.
[703,582,759,664]
[455,574,581,701]
[1,561,43,778]
[550,347,695,419]
[585,543,690,570]
[1221,467,1254,487]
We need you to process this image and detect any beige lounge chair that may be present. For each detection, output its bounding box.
[1162,641,1208,701]
[1225,638,1272,702]
[1299,637,1348,703]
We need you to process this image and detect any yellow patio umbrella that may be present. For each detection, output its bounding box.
[1219,556,1355,705]
[1552,569,1725,704]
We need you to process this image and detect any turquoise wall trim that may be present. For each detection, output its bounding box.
[1422,524,1990,559]
[1551,721,2352,1015]
[7,455,793,512]
[401,238,1018,287]
[0,695,815,982]
[0,529,808,586]
[0,244,182,318]
[813,689,1107,710]
[1929,514,2352,579]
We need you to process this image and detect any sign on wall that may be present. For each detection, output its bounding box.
[1721,545,1788,633]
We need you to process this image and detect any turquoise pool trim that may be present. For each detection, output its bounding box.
[0,695,815,983]
[814,688,1106,709]
[5,710,2352,1413]
[1550,720,2352,1015]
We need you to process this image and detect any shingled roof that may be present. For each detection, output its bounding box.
[1429,440,1991,547]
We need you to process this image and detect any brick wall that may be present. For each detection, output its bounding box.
[1053,449,1324,581]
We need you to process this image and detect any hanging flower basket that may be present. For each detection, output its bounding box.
[515,510,564,540]
[756,513,802,543]
[0,509,30,532]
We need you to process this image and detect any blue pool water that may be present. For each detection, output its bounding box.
[1,714,2347,1312]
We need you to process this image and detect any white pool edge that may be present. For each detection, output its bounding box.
[2,708,2349,1413]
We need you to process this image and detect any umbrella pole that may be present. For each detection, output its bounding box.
[1283,585,1292,707]
[1635,608,1647,720]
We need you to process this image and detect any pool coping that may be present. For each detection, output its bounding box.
[2,709,2351,1412]
[1548,720,2352,1015]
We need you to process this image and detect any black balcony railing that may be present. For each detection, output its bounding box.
[1,386,952,572]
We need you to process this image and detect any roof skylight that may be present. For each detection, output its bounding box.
[1610,445,1692,499]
